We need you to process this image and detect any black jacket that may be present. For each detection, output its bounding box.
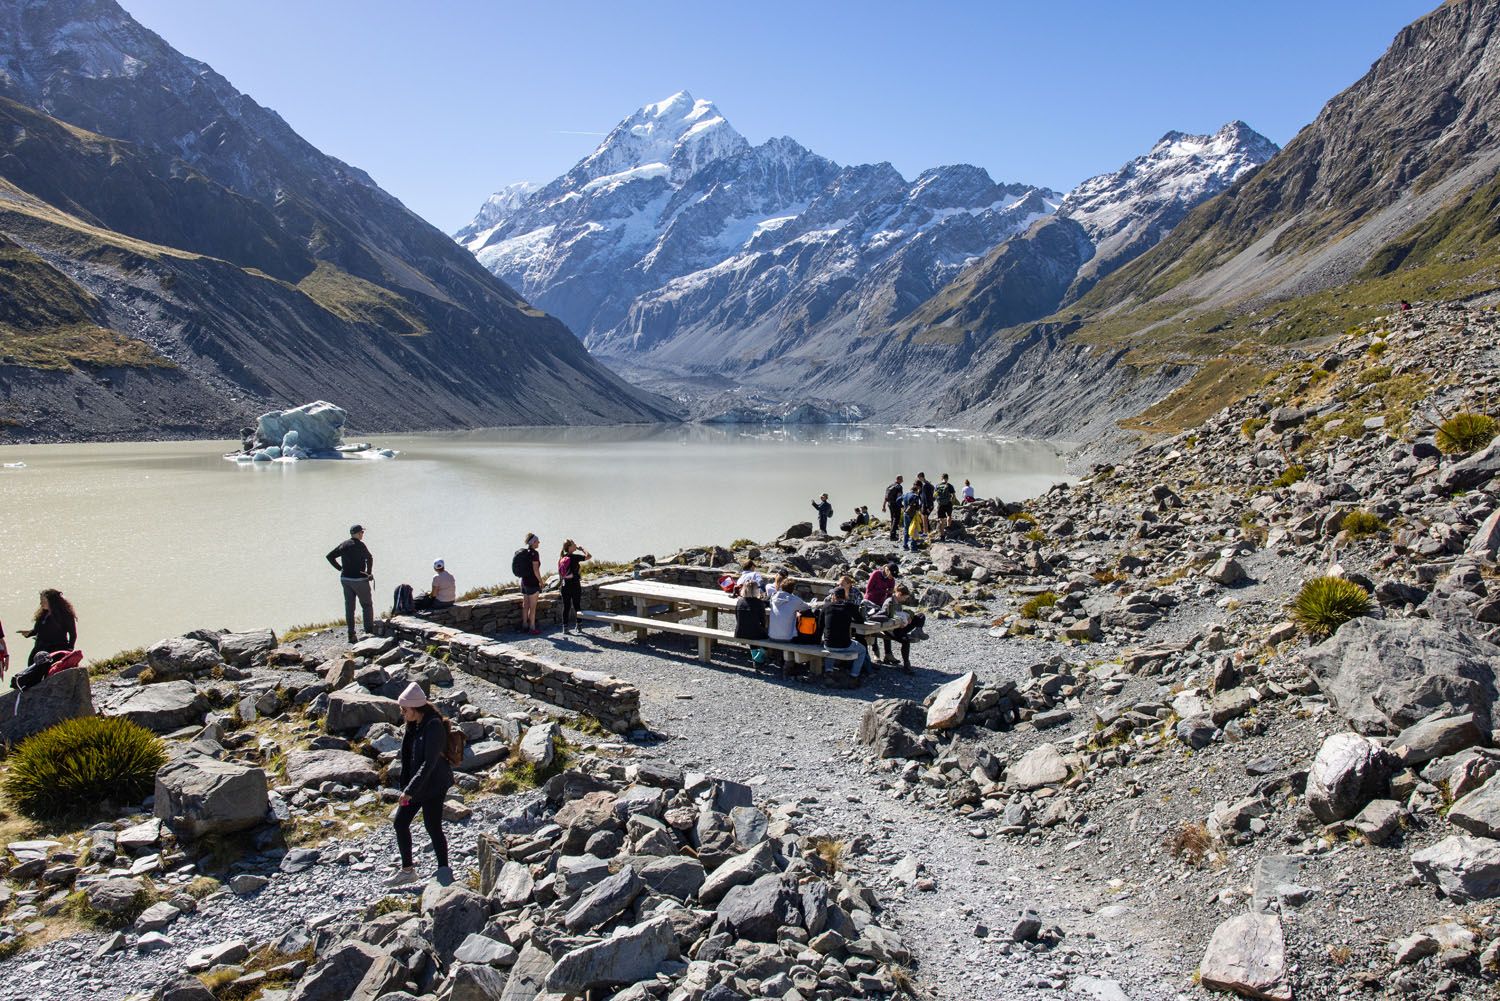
[400,710,453,801]
[822,599,865,649]
[25,611,75,665]
[734,596,769,640]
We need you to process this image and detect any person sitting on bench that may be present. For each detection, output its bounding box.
[820,587,869,679]
[735,580,770,666]
[415,559,456,611]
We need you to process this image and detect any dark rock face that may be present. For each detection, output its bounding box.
[0,667,93,741]
[0,1,670,442]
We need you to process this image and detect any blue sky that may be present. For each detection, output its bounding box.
[120,0,1438,232]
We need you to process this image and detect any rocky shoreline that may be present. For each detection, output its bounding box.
[4,300,1500,1000]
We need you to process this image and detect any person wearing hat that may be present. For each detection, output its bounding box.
[326,524,375,644]
[387,682,453,887]
[416,559,457,612]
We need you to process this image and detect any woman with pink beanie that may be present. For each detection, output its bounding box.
[386,682,454,887]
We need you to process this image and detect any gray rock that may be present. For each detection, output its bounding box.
[1412,835,1500,901]
[492,860,535,907]
[450,963,508,1001]
[711,778,753,813]
[1352,799,1404,845]
[217,629,278,667]
[519,722,559,767]
[421,883,488,962]
[1439,437,1500,493]
[85,876,146,916]
[0,667,93,743]
[554,854,609,899]
[324,689,401,733]
[158,977,215,1001]
[926,672,977,730]
[116,818,162,853]
[857,699,929,759]
[184,939,250,971]
[1009,743,1070,791]
[498,943,553,1001]
[112,680,209,733]
[1207,556,1248,586]
[715,873,799,942]
[146,637,222,677]
[453,933,518,967]
[639,855,705,900]
[1305,731,1396,823]
[698,841,776,905]
[283,749,379,790]
[544,915,678,994]
[563,864,642,931]
[1210,687,1259,726]
[133,901,181,932]
[1468,508,1500,559]
[155,755,269,839]
[287,940,405,1001]
[1391,712,1486,766]
[1176,716,1216,749]
[1198,912,1292,1001]
[730,805,768,848]
[1449,774,1500,838]
[1302,618,1500,729]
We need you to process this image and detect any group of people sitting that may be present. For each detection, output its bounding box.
[721,560,927,679]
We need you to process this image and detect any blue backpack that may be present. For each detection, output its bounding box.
[392,583,415,616]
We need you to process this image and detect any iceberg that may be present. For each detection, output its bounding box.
[225,401,398,463]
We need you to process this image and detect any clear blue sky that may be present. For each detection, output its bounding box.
[119,0,1437,232]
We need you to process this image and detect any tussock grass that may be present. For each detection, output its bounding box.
[1165,821,1217,867]
[1272,465,1307,489]
[87,647,145,677]
[1437,412,1498,455]
[1018,591,1059,619]
[1291,576,1371,639]
[1340,511,1387,538]
[281,619,342,642]
[4,717,166,821]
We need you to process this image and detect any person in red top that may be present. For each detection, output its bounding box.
[865,562,897,607]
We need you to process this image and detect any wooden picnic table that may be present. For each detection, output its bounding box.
[597,579,904,639]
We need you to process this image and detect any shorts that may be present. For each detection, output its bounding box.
[937,504,954,519]
[521,581,541,596]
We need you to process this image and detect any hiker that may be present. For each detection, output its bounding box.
[557,540,591,634]
[907,501,929,550]
[326,525,374,644]
[767,574,811,643]
[19,589,77,667]
[416,559,456,611]
[874,582,919,673]
[917,472,935,517]
[810,494,833,534]
[514,533,545,635]
[820,587,869,679]
[934,473,958,539]
[1400,299,1412,311]
[858,507,872,526]
[962,479,976,504]
[865,561,897,608]
[386,683,453,887]
[900,486,923,550]
[883,476,905,541]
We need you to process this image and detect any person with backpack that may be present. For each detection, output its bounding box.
[934,473,958,539]
[326,526,374,644]
[820,587,869,679]
[882,476,904,541]
[917,472,936,517]
[810,494,833,534]
[900,487,923,551]
[18,589,76,667]
[557,540,591,634]
[386,682,455,887]
[514,533,545,635]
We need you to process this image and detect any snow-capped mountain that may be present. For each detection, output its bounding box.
[1057,121,1279,296]
[458,91,1058,369]
[453,180,536,247]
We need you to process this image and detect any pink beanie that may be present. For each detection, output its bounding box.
[396,682,428,709]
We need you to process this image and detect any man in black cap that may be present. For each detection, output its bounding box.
[326,524,375,644]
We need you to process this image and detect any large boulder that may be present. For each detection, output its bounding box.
[1009,743,1070,791]
[1438,437,1500,493]
[286,939,405,1001]
[857,699,930,759]
[283,749,379,790]
[1306,732,1396,823]
[1301,618,1499,729]
[1448,775,1500,839]
[715,873,801,942]
[926,672,976,730]
[155,755,269,839]
[563,865,642,932]
[544,915,677,995]
[1198,912,1292,1000]
[0,667,93,742]
[1412,836,1500,901]
[698,841,776,905]
[146,637,222,678]
[1391,712,1486,766]
[324,690,401,733]
[421,883,488,963]
[217,629,277,667]
[255,401,348,454]
[113,681,209,733]
[86,876,147,917]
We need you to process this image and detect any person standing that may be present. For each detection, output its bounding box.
[883,476,904,542]
[917,472,935,517]
[934,473,957,540]
[900,486,922,550]
[386,683,453,887]
[326,525,374,644]
[19,589,77,667]
[557,540,591,634]
[514,533,545,635]
[810,494,833,534]
[0,616,8,681]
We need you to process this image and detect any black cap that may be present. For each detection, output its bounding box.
[887,561,900,572]
[350,524,363,535]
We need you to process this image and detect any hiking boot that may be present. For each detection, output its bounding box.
[384,867,419,888]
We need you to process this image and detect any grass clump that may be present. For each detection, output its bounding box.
[1019,591,1059,619]
[1006,511,1037,526]
[1436,412,1498,455]
[1356,364,1393,385]
[280,619,342,642]
[1165,821,1217,867]
[1023,527,1046,543]
[808,836,847,874]
[4,716,166,820]
[1240,417,1267,439]
[87,647,145,677]
[1341,510,1387,538]
[1291,576,1372,639]
[1367,340,1388,358]
[1272,465,1307,489]
[481,736,574,796]
[368,895,417,918]
[729,538,756,550]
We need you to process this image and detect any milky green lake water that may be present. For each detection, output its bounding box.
[0,425,1067,658]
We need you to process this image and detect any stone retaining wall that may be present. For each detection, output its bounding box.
[384,616,642,734]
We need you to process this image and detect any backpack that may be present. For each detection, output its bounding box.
[885,482,902,506]
[392,583,415,616]
[11,653,52,691]
[45,650,84,676]
[444,718,466,766]
[795,609,820,637]
[512,548,532,579]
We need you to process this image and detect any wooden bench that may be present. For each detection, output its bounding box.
[576,610,860,672]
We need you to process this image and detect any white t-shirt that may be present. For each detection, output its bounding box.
[962,484,975,501]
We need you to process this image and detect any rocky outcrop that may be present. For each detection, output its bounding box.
[0,667,93,742]
[154,755,269,839]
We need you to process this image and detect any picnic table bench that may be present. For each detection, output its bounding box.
[590,579,900,671]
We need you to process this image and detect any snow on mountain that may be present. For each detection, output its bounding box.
[1058,121,1279,292]
[453,180,536,247]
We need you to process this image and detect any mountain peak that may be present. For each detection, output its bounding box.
[564,90,748,189]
